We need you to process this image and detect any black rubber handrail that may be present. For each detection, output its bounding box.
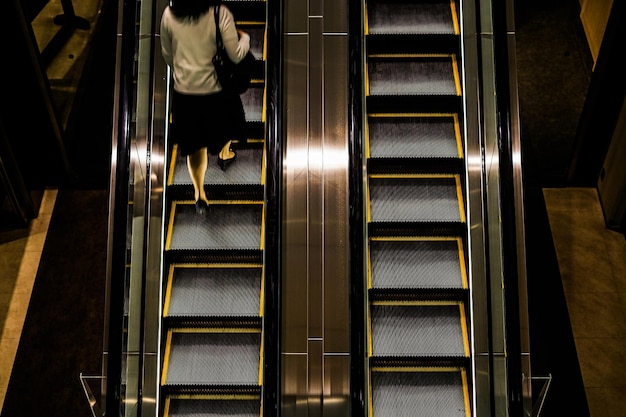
[104,0,136,414]
[348,0,366,416]
[491,0,525,415]
[263,0,284,415]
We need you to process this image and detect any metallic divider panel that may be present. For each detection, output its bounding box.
[282,0,350,415]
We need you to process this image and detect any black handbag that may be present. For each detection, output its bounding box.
[212,4,255,94]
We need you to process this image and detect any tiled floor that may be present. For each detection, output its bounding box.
[0,188,58,411]
[544,187,626,417]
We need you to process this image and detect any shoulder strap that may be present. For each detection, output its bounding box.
[214,5,223,47]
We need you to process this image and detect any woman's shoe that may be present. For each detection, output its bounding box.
[218,151,237,171]
[195,199,208,217]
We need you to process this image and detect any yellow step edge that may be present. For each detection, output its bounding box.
[169,327,262,333]
[370,300,462,307]
[371,366,465,373]
[450,0,461,35]
[368,173,457,179]
[166,394,261,401]
[368,53,453,59]
[167,144,179,186]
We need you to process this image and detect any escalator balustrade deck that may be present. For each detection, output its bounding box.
[363,0,471,416]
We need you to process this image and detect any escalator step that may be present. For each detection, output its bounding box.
[371,371,469,417]
[163,331,261,386]
[369,239,466,290]
[238,24,265,61]
[166,202,263,251]
[241,84,265,123]
[369,176,464,223]
[367,0,457,35]
[368,56,459,97]
[164,265,262,318]
[370,304,468,358]
[368,114,461,159]
[168,147,265,187]
[165,398,260,417]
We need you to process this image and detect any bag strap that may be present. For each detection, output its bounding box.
[214,5,223,49]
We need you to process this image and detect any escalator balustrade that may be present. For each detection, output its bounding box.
[363,1,472,416]
[160,1,268,415]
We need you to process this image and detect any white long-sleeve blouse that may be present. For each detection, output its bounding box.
[160,5,250,94]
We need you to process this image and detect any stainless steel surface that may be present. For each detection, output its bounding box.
[322,34,349,354]
[282,0,350,415]
[460,0,492,415]
[283,32,308,355]
[106,0,168,413]
[507,10,533,413]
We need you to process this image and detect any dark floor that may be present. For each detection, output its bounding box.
[1,0,595,416]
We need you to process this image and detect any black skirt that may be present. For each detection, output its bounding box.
[170,89,246,156]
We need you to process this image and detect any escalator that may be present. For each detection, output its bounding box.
[361,1,472,415]
[159,1,270,415]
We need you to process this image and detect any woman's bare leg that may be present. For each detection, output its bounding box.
[187,147,209,203]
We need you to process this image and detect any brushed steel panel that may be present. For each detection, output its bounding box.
[283,34,309,353]
[323,0,348,33]
[310,0,322,17]
[308,340,323,417]
[323,355,351,417]
[323,35,350,354]
[309,17,324,339]
[285,0,308,33]
[282,353,309,417]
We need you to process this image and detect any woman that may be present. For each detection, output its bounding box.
[160,0,250,216]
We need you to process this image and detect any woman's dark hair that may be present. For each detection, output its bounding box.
[169,0,219,20]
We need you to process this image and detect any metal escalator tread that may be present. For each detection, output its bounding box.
[163,331,261,386]
[169,147,264,186]
[241,84,265,122]
[368,57,458,96]
[367,0,456,35]
[371,371,469,417]
[371,304,468,357]
[369,176,464,223]
[368,114,460,159]
[166,399,260,417]
[370,239,465,290]
[164,265,262,318]
[238,24,265,59]
[166,202,263,251]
